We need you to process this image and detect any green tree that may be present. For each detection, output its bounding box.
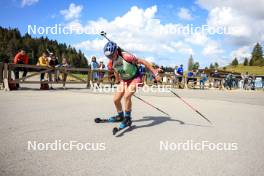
[209,63,214,69]
[249,58,254,66]
[0,27,88,67]
[251,43,264,66]
[187,55,194,71]
[243,58,249,66]
[231,57,239,66]
[192,62,199,70]
[214,62,219,68]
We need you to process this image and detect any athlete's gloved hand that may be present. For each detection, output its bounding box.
[153,69,162,83]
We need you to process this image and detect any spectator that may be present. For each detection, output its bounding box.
[225,73,233,90]
[212,70,222,88]
[187,70,194,84]
[199,71,208,89]
[61,54,69,88]
[98,59,105,84]
[91,56,99,81]
[37,52,48,81]
[243,72,249,89]
[176,64,184,84]
[173,65,178,83]
[48,52,59,89]
[187,69,197,87]
[13,49,29,88]
[91,56,99,82]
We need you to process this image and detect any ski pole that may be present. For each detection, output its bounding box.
[100,31,111,42]
[133,94,170,116]
[168,89,212,124]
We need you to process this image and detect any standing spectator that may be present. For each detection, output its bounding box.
[61,54,69,88]
[37,52,48,81]
[199,71,208,89]
[173,65,178,83]
[91,56,99,83]
[13,49,29,88]
[212,70,222,88]
[243,72,249,89]
[225,73,233,90]
[98,59,105,85]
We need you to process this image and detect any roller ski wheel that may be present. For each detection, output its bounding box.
[94,118,108,123]
[112,119,132,135]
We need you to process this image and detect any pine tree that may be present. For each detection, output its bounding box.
[214,62,219,68]
[251,43,263,66]
[249,58,254,66]
[0,27,88,67]
[209,63,214,69]
[231,57,239,66]
[187,55,194,70]
[243,58,248,66]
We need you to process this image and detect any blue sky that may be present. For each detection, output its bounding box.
[0,0,263,68]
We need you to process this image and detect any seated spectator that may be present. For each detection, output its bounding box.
[13,49,29,88]
[98,59,105,80]
[37,52,48,81]
[187,70,194,84]
[48,52,59,89]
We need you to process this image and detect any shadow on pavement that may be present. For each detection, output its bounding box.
[116,116,212,137]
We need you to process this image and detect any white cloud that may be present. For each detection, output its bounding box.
[60,3,83,20]
[177,8,193,20]
[230,46,251,61]
[185,32,208,45]
[21,0,38,7]
[207,7,252,38]
[71,5,195,65]
[196,0,264,19]
[197,0,264,46]
[202,41,224,56]
[66,5,260,67]
[74,38,106,52]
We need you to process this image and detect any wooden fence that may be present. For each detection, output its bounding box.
[0,63,227,91]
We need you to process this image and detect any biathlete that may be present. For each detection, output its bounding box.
[103,41,161,129]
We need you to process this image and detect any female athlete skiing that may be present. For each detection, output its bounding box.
[104,41,161,130]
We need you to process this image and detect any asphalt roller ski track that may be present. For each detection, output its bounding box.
[0,88,264,176]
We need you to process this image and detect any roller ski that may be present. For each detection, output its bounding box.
[112,116,132,135]
[94,112,124,123]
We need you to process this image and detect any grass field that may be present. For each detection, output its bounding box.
[222,65,264,75]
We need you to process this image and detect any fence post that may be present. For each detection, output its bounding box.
[86,69,91,88]
[3,63,10,91]
[0,63,3,89]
